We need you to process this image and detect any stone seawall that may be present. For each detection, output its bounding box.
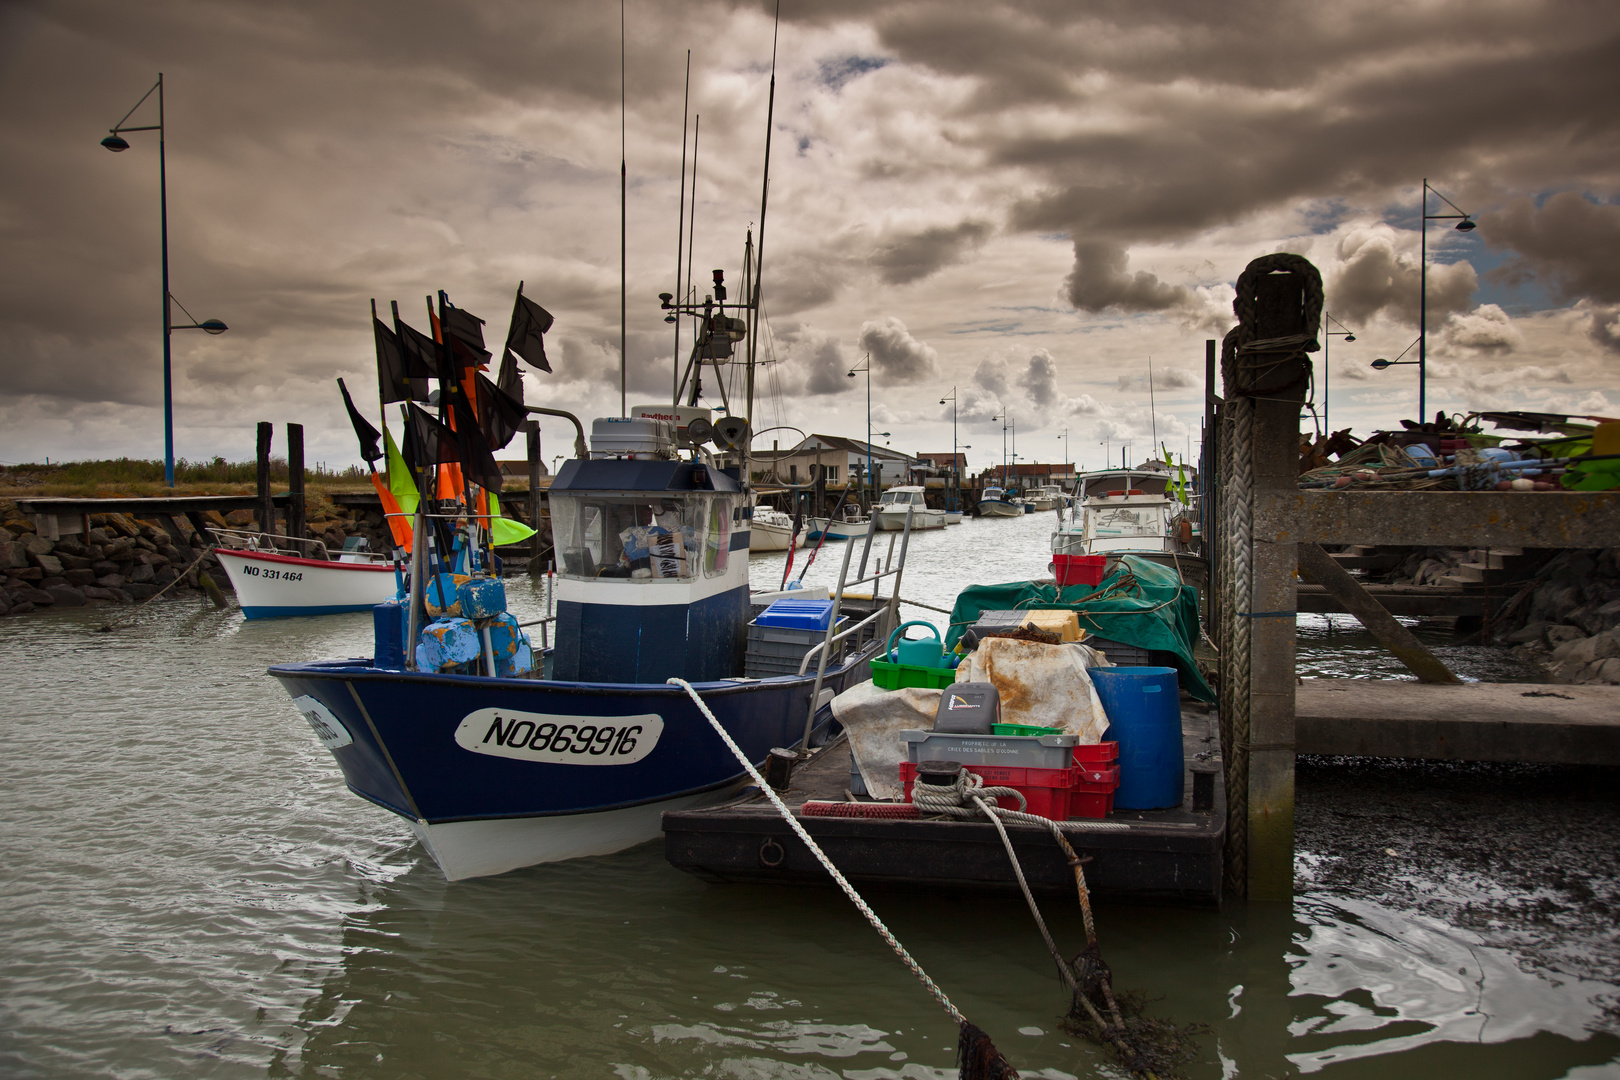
[0,499,234,617]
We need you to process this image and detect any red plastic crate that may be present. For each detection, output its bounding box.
[1054,553,1108,587]
[1073,741,1119,766]
[900,761,1119,821]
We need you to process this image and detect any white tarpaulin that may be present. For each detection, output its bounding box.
[830,681,942,801]
[953,637,1111,743]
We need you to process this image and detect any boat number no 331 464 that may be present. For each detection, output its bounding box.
[240,564,303,582]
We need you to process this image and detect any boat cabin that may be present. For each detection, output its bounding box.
[878,487,928,508]
[549,458,751,683]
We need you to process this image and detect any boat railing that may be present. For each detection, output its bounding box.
[211,527,348,563]
[795,605,886,676]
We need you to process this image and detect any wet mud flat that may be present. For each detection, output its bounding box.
[1294,754,1620,1028]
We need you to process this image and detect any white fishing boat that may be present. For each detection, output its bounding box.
[944,510,963,525]
[749,506,804,552]
[873,486,945,530]
[213,531,397,619]
[977,486,1024,517]
[805,513,872,542]
[1024,485,1066,512]
[1051,465,1206,601]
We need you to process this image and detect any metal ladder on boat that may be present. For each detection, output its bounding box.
[795,506,917,749]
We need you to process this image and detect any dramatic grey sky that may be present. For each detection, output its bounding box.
[3,0,1618,474]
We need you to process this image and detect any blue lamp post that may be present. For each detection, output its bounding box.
[1418,180,1477,425]
[102,74,227,487]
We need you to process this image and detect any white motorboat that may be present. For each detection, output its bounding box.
[944,510,963,525]
[1051,465,1205,601]
[1024,485,1066,512]
[748,506,804,552]
[873,486,946,530]
[976,486,1024,518]
[213,531,397,619]
[805,514,872,541]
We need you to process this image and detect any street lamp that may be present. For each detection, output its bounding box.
[1370,336,1423,416]
[939,387,958,513]
[101,73,227,488]
[1419,179,1477,426]
[1056,428,1069,480]
[1322,312,1355,433]
[848,353,876,505]
[993,409,1010,488]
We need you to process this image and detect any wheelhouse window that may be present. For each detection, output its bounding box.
[552,493,709,581]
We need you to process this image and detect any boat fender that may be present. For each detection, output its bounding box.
[483,611,523,659]
[457,577,507,620]
[416,617,482,672]
[425,573,471,618]
[498,639,536,678]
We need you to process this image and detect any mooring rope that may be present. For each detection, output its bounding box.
[667,678,969,1026]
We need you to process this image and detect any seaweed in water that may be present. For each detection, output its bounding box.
[957,1021,1020,1080]
[1063,986,1208,1080]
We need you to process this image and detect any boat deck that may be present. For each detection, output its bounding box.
[663,703,1226,905]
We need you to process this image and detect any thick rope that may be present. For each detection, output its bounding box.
[667,678,968,1026]
[912,769,1152,1074]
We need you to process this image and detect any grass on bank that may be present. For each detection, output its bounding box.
[0,457,374,499]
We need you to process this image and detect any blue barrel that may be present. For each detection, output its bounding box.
[372,599,405,670]
[1089,666,1184,810]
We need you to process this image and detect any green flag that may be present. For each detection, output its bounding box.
[385,425,420,516]
[488,492,538,548]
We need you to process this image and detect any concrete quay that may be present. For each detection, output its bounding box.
[1296,679,1620,766]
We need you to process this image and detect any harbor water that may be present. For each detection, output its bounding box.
[2,511,1617,1078]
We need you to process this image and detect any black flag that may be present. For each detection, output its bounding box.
[496,338,525,406]
[395,317,441,385]
[445,388,504,492]
[440,302,486,352]
[338,378,382,463]
[406,402,462,465]
[374,318,428,403]
[503,288,554,373]
[475,371,525,451]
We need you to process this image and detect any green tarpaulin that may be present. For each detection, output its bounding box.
[944,554,1215,703]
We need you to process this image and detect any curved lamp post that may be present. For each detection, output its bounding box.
[102,73,227,487]
[1419,179,1477,426]
[1322,312,1355,432]
[1370,336,1424,417]
[939,387,958,512]
[847,353,877,504]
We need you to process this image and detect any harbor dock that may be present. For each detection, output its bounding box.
[1296,679,1620,765]
[663,701,1226,905]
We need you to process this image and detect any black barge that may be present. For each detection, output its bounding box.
[663,700,1226,906]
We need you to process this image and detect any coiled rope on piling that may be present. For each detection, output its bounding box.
[668,678,1020,1080]
[1217,252,1324,896]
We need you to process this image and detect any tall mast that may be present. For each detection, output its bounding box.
[671,51,690,408]
[743,0,781,471]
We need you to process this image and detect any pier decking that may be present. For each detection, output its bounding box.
[663,704,1226,905]
[1296,679,1620,765]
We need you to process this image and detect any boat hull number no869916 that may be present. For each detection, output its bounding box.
[454,709,665,766]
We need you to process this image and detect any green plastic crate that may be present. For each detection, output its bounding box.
[991,723,1061,736]
[870,658,957,690]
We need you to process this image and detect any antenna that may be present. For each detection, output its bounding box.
[1147,356,1158,461]
[744,0,782,439]
[671,50,691,408]
[619,0,627,417]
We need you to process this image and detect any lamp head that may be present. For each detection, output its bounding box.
[1455,219,1477,232]
[101,134,130,152]
[658,292,673,306]
[1371,358,1393,370]
[200,319,228,335]
[847,370,857,378]
[939,398,946,405]
[1345,334,1356,342]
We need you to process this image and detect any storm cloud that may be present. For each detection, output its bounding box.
[859,316,939,383]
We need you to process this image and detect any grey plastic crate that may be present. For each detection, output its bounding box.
[901,729,1078,769]
[744,618,848,678]
[1084,635,1152,666]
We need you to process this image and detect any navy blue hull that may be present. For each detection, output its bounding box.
[269,655,869,826]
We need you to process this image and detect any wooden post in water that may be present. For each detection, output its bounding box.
[256,422,275,537]
[525,420,544,574]
[1220,256,1320,902]
[287,423,306,551]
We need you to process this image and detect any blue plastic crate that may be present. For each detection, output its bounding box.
[754,598,837,632]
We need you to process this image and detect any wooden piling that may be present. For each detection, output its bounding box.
[256,422,275,536]
[1219,257,1320,902]
[287,423,306,549]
